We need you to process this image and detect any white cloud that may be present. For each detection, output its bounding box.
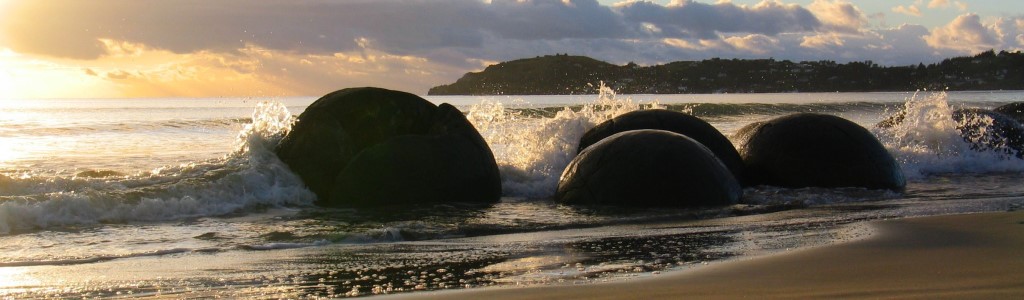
[927,0,968,11]
[801,32,845,48]
[808,0,868,33]
[724,34,781,54]
[927,0,948,9]
[892,5,922,17]
[925,14,1000,53]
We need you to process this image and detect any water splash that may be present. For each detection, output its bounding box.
[874,91,1024,178]
[467,84,662,198]
[0,101,314,234]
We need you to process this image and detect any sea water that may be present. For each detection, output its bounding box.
[1,90,1023,298]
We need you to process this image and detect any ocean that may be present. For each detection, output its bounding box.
[1,89,1023,298]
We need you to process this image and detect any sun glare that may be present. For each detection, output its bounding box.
[0,48,116,99]
[0,49,19,100]
[0,267,41,294]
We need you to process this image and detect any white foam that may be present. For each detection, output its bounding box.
[466,84,661,198]
[0,101,316,234]
[874,91,1024,178]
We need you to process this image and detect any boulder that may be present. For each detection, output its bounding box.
[275,87,501,207]
[993,102,1024,123]
[557,129,742,207]
[577,109,745,183]
[737,113,905,190]
[951,108,1024,158]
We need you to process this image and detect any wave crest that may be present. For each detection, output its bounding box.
[467,84,662,198]
[875,91,1024,177]
[0,101,314,235]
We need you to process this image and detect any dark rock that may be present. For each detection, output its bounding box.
[876,109,905,129]
[557,129,742,207]
[951,108,1024,158]
[731,121,765,149]
[737,113,905,190]
[577,109,745,183]
[993,102,1024,123]
[275,87,501,207]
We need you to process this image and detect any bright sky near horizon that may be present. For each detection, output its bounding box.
[1,0,1022,99]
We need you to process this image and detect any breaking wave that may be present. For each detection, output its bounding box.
[0,102,315,234]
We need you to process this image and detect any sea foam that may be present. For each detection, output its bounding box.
[0,102,315,234]
[875,91,1024,178]
[466,84,661,198]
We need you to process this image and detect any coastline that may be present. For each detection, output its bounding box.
[377,210,1024,299]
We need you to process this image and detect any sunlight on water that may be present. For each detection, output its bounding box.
[0,267,37,292]
[0,101,314,234]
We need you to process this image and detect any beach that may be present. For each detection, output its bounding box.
[381,210,1024,299]
[3,93,1024,298]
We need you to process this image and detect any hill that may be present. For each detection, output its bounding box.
[428,51,1024,95]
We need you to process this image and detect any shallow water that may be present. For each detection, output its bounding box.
[1,90,1023,298]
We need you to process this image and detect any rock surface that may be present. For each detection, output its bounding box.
[993,102,1024,123]
[577,109,745,183]
[951,108,1024,158]
[737,113,905,190]
[275,87,501,207]
[557,129,742,207]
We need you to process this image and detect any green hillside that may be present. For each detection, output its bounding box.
[428,51,1024,95]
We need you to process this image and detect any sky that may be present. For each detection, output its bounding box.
[0,0,1022,99]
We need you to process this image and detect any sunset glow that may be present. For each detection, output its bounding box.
[1,0,1022,98]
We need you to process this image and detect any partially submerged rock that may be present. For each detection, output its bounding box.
[993,102,1024,123]
[275,87,501,207]
[577,109,745,183]
[952,108,1024,158]
[738,113,905,191]
[880,104,1024,159]
[557,129,742,207]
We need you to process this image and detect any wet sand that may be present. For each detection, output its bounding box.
[380,211,1024,299]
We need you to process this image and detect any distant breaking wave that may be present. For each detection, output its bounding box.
[0,102,316,234]
[0,118,250,137]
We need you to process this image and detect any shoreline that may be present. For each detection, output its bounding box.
[377,211,1024,299]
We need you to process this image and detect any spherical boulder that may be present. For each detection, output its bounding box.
[737,113,905,190]
[577,109,745,183]
[275,87,501,207]
[993,102,1024,123]
[951,108,1024,158]
[557,129,742,207]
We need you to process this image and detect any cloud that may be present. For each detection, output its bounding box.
[0,0,1020,97]
[927,0,967,11]
[892,5,922,17]
[925,14,1000,53]
[927,0,948,9]
[955,1,968,11]
[106,70,136,80]
[617,0,821,39]
[801,32,845,48]
[993,17,1024,50]
[723,34,782,54]
[0,0,634,60]
[808,0,868,33]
